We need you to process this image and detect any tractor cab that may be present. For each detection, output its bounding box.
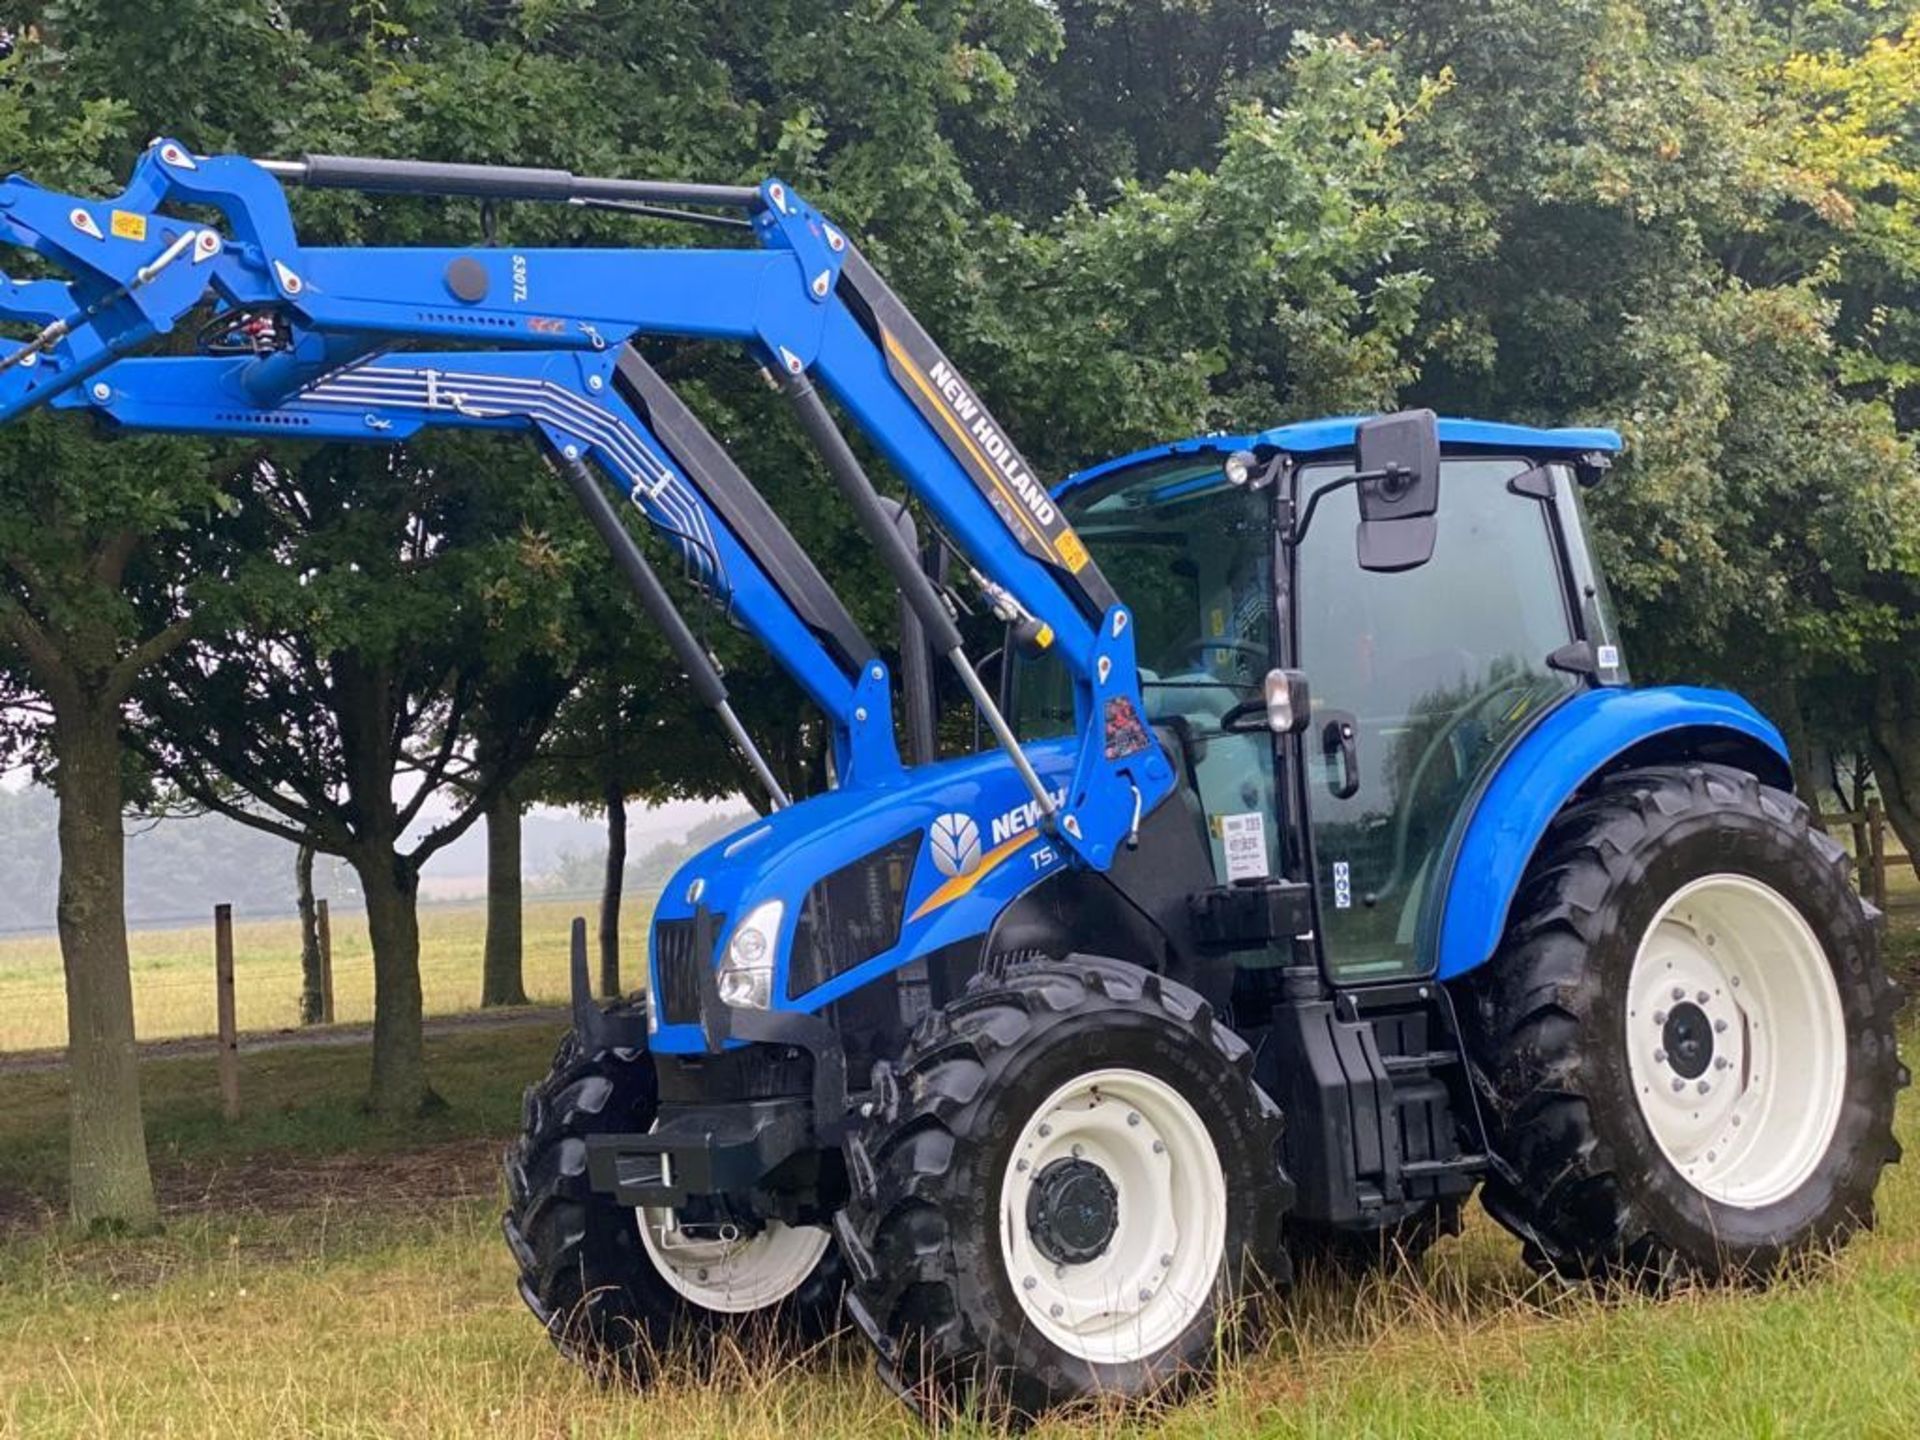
[1023,414,1627,986]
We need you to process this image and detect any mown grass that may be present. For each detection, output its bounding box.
[0,893,661,1053]
[0,877,1914,1436]
[0,1010,1915,1438]
[0,1092,1914,1439]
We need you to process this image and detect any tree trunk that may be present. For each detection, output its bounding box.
[296,843,324,1025]
[352,847,438,1116]
[599,784,626,998]
[1868,668,1920,882]
[1763,678,1829,831]
[52,703,158,1231]
[481,793,528,1007]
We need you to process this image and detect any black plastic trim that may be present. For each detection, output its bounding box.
[614,349,876,674]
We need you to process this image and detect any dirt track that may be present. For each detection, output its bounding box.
[0,1004,570,1076]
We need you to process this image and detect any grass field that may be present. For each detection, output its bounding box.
[0,1018,1915,1438]
[0,868,1914,1436]
[0,894,661,1053]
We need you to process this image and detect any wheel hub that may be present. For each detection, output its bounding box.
[1624,873,1847,1209]
[1660,1000,1714,1079]
[1026,1157,1120,1265]
[996,1067,1228,1366]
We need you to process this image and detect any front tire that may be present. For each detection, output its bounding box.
[837,958,1291,1418]
[1462,764,1906,1283]
[502,1011,842,1380]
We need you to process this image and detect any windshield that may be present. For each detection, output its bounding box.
[1012,455,1280,890]
[1014,456,1273,737]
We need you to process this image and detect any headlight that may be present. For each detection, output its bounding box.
[717,900,783,1009]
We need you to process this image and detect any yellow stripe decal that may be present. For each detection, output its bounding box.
[881,328,1060,563]
[910,828,1041,922]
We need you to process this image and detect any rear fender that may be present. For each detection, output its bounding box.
[1434,686,1789,980]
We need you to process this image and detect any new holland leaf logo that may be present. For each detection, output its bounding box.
[928,812,982,878]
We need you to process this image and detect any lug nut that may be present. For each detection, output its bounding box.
[1071,1143,1084,1159]
[1714,1056,1730,1071]
[1671,1078,1686,1092]
[1050,1303,1064,1318]
[1127,1112,1141,1128]
[1016,1159,1029,1173]
[1152,1140,1166,1155]
[1655,1049,1668,1064]
[1160,1254,1172,1268]
[1023,1276,1037,1291]
[1654,1010,1668,1026]
[1696,1080,1711,1094]
[1038,1123,1052,1138]
[1714,1019,1728,1033]
[1696,990,1711,1004]
[1138,1288,1153,1303]
[1672,986,1686,1002]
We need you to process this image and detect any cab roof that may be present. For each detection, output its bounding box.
[1059,415,1624,496]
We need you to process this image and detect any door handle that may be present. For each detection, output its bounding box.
[1322,713,1359,800]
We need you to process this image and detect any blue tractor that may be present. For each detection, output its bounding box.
[0,143,1904,1418]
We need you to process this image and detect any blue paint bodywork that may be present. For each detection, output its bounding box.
[649,738,1087,1053]
[1433,686,1788,979]
[1061,418,1624,496]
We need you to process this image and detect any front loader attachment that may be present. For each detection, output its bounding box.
[0,138,1174,872]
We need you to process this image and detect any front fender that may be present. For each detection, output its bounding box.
[1433,686,1788,980]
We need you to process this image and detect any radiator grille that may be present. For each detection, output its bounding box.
[652,914,723,1027]
[786,833,920,998]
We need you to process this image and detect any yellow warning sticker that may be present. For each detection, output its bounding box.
[1056,528,1091,574]
[110,210,147,241]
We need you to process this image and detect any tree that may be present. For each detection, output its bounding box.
[132,442,581,1115]
[0,416,235,1228]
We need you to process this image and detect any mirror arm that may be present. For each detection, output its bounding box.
[1290,466,1405,545]
[1288,472,1360,545]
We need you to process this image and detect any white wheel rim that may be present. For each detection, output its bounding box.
[998,1067,1226,1366]
[1624,873,1847,1209]
[636,1207,830,1313]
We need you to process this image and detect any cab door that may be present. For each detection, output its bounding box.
[1292,457,1581,984]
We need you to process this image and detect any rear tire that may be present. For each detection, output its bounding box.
[502,1010,843,1381]
[837,957,1291,1418]
[1461,764,1905,1283]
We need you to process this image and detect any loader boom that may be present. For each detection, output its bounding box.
[0,140,1172,864]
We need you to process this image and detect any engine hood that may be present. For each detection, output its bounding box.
[650,737,1081,1041]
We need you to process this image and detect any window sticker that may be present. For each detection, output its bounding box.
[1219,812,1269,881]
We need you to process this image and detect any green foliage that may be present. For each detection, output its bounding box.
[6,0,1920,828]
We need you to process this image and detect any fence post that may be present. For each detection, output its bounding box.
[1867,799,1889,912]
[214,903,240,1121]
[316,898,335,1025]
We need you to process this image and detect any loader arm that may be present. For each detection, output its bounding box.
[0,141,1171,867]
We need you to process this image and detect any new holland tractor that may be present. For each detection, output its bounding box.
[0,142,1905,1417]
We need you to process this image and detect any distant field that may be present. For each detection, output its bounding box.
[0,893,661,1053]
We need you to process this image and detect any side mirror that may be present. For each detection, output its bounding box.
[1222,669,1311,735]
[1354,409,1440,572]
